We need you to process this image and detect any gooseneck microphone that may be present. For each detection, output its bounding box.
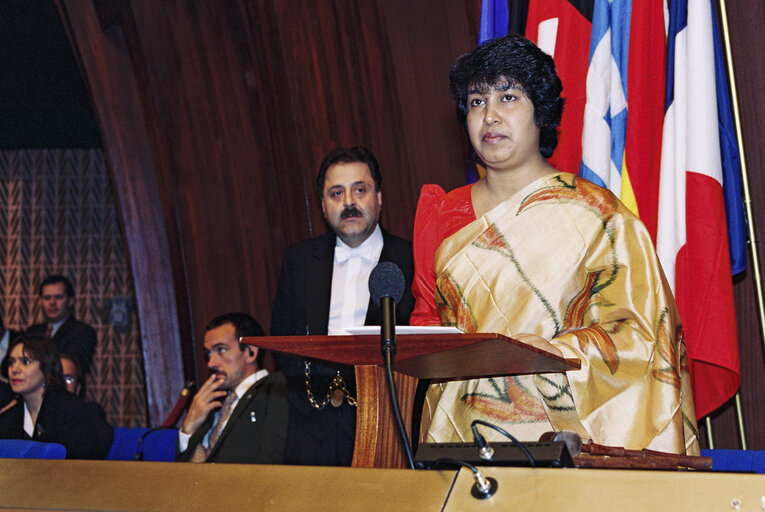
[368,261,406,357]
[368,261,414,469]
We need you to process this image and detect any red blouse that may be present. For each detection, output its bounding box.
[410,183,476,326]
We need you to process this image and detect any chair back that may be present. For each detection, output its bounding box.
[105,427,177,461]
[0,439,66,459]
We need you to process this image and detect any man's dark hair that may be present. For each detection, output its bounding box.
[8,335,66,392]
[316,146,382,197]
[206,312,265,366]
[60,352,84,386]
[449,34,564,158]
[38,274,75,297]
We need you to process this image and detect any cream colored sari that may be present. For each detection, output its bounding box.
[421,173,699,455]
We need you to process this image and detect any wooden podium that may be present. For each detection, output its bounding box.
[243,332,580,469]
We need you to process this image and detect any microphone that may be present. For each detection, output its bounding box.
[368,261,414,469]
[368,261,405,356]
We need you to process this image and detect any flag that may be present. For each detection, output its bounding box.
[657,0,739,418]
[507,0,743,417]
[469,0,511,184]
[525,1,593,174]
[622,1,665,242]
[711,7,747,275]
[577,0,631,206]
[479,0,509,44]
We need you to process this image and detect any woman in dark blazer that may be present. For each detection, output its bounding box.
[0,335,108,459]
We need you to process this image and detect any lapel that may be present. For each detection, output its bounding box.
[207,377,265,458]
[305,233,335,335]
[52,317,75,342]
[33,392,55,441]
[364,229,394,326]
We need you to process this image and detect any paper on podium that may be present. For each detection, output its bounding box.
[343,325,462,335]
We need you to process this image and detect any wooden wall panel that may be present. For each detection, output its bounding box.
[58,0,475,397]
[56,1,186,424]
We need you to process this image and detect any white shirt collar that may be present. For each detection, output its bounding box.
[333,225,383,263]
[232,368,268,399]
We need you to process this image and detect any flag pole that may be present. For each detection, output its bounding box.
[717,0,761,450]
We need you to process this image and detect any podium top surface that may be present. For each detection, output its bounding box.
[243,333,580,379]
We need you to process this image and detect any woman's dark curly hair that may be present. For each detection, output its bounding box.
[449,34,564,158]
[7,335,65,394]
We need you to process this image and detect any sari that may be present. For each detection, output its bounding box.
[412,172,699,455]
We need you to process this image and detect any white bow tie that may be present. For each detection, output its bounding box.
[335,243,376,263]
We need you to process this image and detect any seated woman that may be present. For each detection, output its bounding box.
[411,34,699,455]
[0,335,109,459]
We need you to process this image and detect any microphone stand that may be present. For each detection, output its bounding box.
[380,296,415,469]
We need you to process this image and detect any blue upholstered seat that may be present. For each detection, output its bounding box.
[105,427,177,461]
[702,449,765,474]
[0,439,66,459]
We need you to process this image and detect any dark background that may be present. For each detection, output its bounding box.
[2,0,762,449]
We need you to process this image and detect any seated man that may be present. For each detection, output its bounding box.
[177,313,288,464]
[60,353,114,456]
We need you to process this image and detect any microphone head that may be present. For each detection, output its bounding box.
[369,261,405,305]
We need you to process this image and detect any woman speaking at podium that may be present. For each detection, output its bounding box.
[411,34,699,455]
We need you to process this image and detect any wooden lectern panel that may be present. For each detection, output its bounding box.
[243,333,580,469]
[244,333,579,377]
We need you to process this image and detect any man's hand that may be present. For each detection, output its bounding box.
[180,374,227,436]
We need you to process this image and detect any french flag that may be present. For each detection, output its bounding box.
[658,0,740,419]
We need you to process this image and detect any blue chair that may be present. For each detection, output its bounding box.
[702,449,765,474]
[105,427,177,461]
[0,439,66,459]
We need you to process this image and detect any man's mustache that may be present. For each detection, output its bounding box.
[341,206,363,219]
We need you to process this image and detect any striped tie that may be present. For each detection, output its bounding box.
[189,392,236,462]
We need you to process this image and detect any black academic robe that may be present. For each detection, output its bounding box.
[271,229,414,466]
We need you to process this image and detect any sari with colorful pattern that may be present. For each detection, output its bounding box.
[411,173,699,455]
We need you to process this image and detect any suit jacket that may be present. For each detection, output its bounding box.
[27,316,97,376]
[177,372,288,464]
[270,228,415,466]
[271,229,415,339]
[0,389,108,459]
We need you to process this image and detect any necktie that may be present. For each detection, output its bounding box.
[45,324,53,338]
[189,391,237,462]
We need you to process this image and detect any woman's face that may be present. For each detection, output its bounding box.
[466,79,541,172]
[7,343,45,399]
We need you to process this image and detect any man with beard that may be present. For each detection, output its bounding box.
[177,312,288,463]
[271,146,415,466]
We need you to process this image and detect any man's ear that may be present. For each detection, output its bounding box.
[247,347,258,364]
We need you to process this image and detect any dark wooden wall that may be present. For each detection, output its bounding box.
[706,1,765,451]
[55,0,762,449]
[55,0,476,423]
